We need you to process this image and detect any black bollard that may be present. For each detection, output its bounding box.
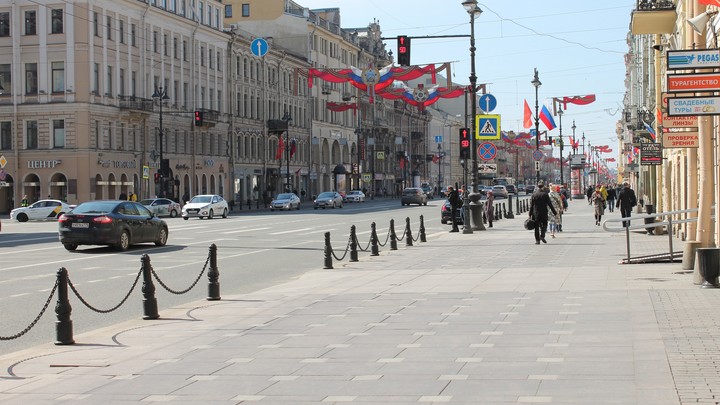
[405,217,414,247]
[323,232,334,269]
[350,225,359,262]
[55,267,74,345]
[419,215,427,242]
[502,203,507,219]
[390,219,398,250]
[371,222,380,256]
[141,254,160,320]
[207,243,221,301]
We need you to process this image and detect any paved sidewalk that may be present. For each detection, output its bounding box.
[0,199,715,404]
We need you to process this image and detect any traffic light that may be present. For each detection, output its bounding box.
[194,110,204,126]
[154,173,160,184]
[459,127,471,160]
[397,35,411,66]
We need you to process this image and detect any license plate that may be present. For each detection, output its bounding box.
[72,223,89,228]
[188,209,199,213]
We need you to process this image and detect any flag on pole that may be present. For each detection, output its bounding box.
[275,136,284,160]
[643,121,657,141]
[699,0,720,7]
[523,99,532,129]
[539,105,557,131]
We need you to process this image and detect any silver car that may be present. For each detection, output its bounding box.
[140,198,182,218]
[401,187,428,206]
[314,191,344,209]
[271,193,301,211]
[181,195,229,220]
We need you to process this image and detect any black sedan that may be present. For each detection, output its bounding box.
[58,200,169,251]
[440,199,463,225]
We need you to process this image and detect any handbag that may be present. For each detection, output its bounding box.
[524,217,536,230]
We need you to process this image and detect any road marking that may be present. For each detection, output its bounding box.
[223,227,271,234]
[269,228,315,235]
[9,293,30,298]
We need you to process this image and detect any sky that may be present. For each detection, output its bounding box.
[299,0,635,168]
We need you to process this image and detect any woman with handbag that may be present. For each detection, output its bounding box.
[591,185,606,226]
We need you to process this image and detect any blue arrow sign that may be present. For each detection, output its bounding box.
[478,94,497,113]
[251,38,269,57]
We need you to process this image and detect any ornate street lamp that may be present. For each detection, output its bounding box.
[152,86,170,198]
[462,0,482,234]
[531,68,541,184]
[282,112,292,192]
[557,105,564,186]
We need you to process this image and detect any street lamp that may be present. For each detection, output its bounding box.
[531,68,541,184]
[571,120,577,199]
[462,0,481,234]
[557,105,564,186]
[152,86,170,198]
[437,142,443,195]
[281,111,292,192]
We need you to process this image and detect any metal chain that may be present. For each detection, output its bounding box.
[354,233,372,252]
[330,234,352,261]
[68,268,143,313]
[151,254,210,295]
[395,227,407,241]
[377,228,391,247]
[0,280,58,340]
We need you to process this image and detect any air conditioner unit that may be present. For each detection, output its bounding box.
[229,23,239,32]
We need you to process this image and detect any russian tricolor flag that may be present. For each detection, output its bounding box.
[539,105,557,131]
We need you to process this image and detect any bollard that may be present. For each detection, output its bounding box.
[697,248,720,288]
[55,267,75,345]
[390,219,398,250]
[207,243,221,301]
[350,225,359,262]
[405,217,414,247]
[141,254,160,320]
[506,195,515,219]
[502,203,507,219]
[371,222,380,256]
[495,205,500,221]
[323,232,334,269]
[419,215,427,242]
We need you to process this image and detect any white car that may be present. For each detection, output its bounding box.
[181,195,229,220]
[140,198,182,218]
[10,199,74,222]
[345,190,366,202]
[270,193,301,211]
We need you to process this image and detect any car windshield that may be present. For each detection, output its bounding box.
[277,193,294,200]
[71,201,118,214]
[348,191,360,195]
[139,199,154,205]
[190,196,212,204]
[318,192,334,198]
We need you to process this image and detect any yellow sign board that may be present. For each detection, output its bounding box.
[475,114,501,140]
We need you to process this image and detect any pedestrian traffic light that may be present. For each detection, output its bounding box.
[459,127,471,160]
[194,110,204,126]
[154,173,160,184]
[397,35,411,66]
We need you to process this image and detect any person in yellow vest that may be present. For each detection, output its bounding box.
[21,195,29,207]
[129,192,137,201]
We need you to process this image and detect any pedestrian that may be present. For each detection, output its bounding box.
[448,186,461,233]
[616,182,637,227]
[129,191,137,201]
[21,195,29,207]
[606,185,616,213]
[591,185,606,226]
[119,191,127,200]
[529,181,557,244]
[485,189,494,228]
[300,189,306,202]
[548,185,563,238]
[182,191,190,205]
[586,185,594,205]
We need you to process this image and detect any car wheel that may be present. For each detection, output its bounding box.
[222,208,228,218]
[208,209,214,219]
[441,219,447,224]
[170,209,178,218]
[296,204,301,210]
[17,213,28,222]
[115,230,130,251]
[183,217,189,221]
[63,243,78,251]
[339,203,343,208]
[423,202,428,206]
[331,202,336,209]
[271,209,275,212]
[155,227,168,246]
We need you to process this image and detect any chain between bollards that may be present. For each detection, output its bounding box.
[419,215,427,242]
[405,217,414,247]
[390,219,398,250]
[55,267,74,345]
[141,254,160,320]
[371,222,380,256]
[207,243,220,301]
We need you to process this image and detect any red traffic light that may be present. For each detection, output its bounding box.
[459,128,471,160]
[397,35,411,66]
[194,111,204,126]
[154,173,160,184]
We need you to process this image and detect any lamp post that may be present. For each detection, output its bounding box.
[571,120,577,199]
[282,112,292,192]
[437,142,443,195]
[557,106,564,186]
[462,0,482,234]
[152,86,170,198]
[531,68,541,185]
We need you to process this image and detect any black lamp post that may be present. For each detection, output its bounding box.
[437,142,443,195]
[282,112,292,192]
[557,105,564,186]
[571,120,577,199]
[531,68,541,184]
[462,0,481,234]
[152,86,170,198]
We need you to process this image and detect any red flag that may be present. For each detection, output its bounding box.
[561,95,596,108]
[289,139,297,158]
[275,136,284,160]
[700,0,720,6]
[523,99,532,129]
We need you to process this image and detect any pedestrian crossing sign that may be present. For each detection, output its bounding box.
[475,114,501,140]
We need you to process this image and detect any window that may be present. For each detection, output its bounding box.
[26,121,38,149]
[25,63,37,95]
[209,49,213,69]
[106,16,112,40]
[201,46,205,66]
[119,123,126,150]
[52,120,65,149]
[119,69,125,96]
[25,10,36,35]
[51,62,64,93]
[242,3,250,17]
[119,20,124,43]
[0,12,9,37]
[106,66,112,95]
[173,38,178,59]
[131,24,136,46]
[217,53,222,72]
[153,31,158,53]
[51,9,63,34]
[93,12,99,37]
[164,34,168,56]
[0,122,11,150]
[0,63,10,93]
[183,40,188,61]
[131,71,137,97]
[93,63,99,94]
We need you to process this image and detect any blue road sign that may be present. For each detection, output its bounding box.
[478,142,497,161]
[251,38,269,57]
[435,135,443,143]
[478,94,497,113]
[533,150,544,161]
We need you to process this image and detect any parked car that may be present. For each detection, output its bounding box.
[10,199,74,222]
[401,187,428,206]
[181,195,229,220]
[492,185,509,199]
[345,190,366,202]
[271,193,301,211]
[504,184,517,195]
[140,198,182,218]
[58,200,168,251]
[525,185,536,194]
[314,191,344,209]
[420,185,434,199]
[440,199,463,225]
[517,184,526,193]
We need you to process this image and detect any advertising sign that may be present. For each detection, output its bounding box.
[640,142,662,165]
[569,154,586,168]
[477,163,497,174]
[666,96,720,116]
[667,73,720,92]
[662,131,699,148]
[667,49,720,70]
[662,115,698,129]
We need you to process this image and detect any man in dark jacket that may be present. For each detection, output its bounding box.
[529,181,557,244]
[448,186,460,233]
[616,182,637,227]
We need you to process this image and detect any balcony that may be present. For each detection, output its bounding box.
[631,0,676,34]
[118,96,153,112]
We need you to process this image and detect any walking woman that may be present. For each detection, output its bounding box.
[591,185,606,225]
[548,185,563,238]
